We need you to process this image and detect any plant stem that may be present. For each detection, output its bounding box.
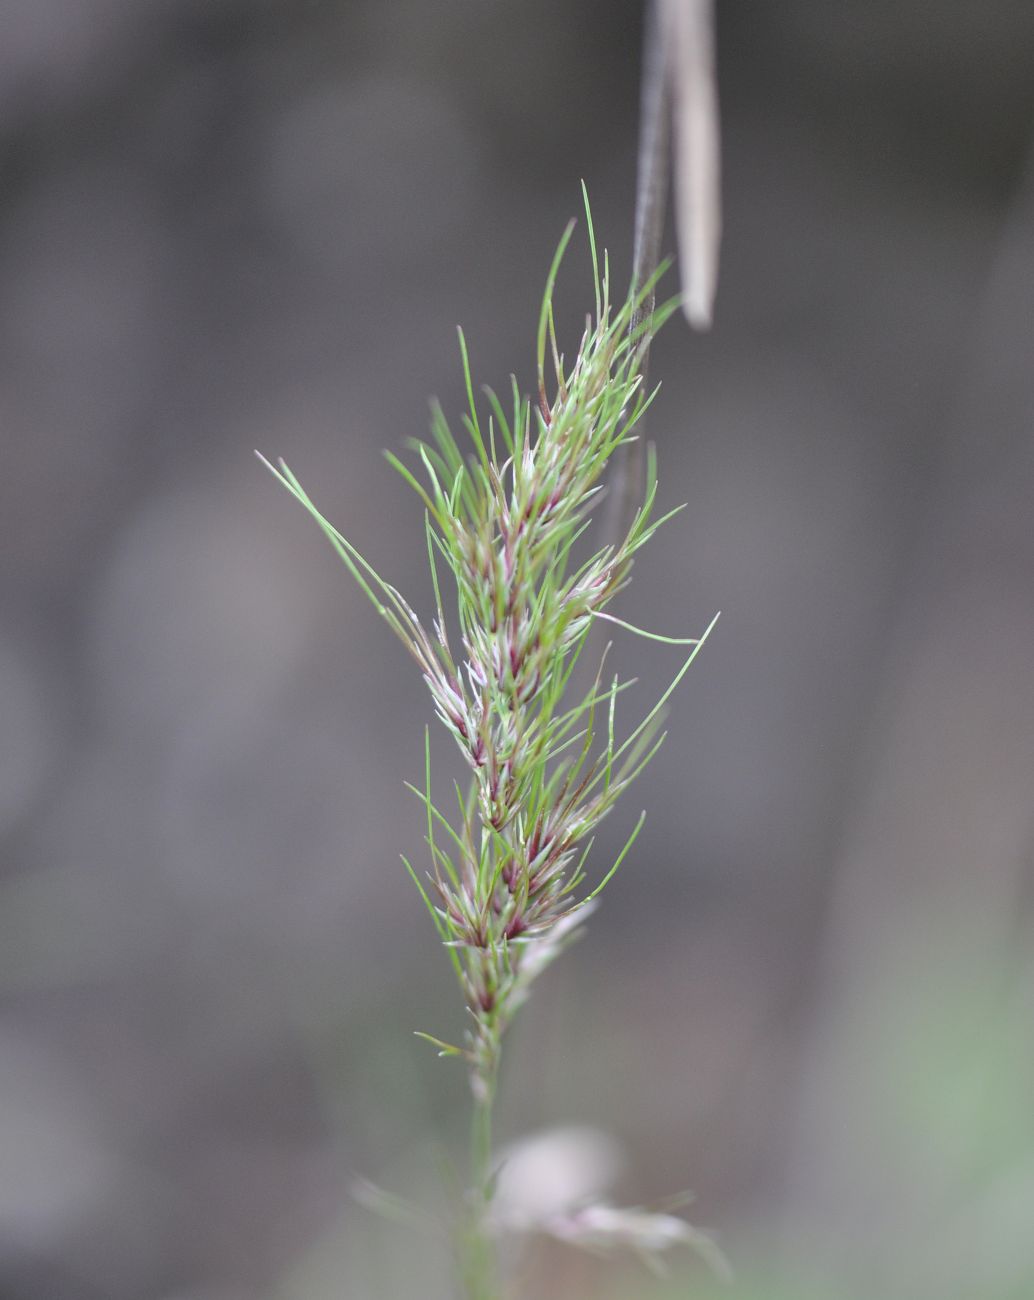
[461,1052,501,1300]
[607,0,670,549]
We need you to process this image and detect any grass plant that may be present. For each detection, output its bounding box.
[261,189,719,1298]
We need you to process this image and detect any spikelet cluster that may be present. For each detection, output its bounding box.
[262,198,715,1096]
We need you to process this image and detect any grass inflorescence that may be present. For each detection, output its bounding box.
[260,189,718,1295]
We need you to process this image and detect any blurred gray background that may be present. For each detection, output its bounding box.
[2,2,1034,1298]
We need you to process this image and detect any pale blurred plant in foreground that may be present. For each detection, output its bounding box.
[261,191,720,1298]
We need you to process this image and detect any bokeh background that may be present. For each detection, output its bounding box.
[3,2,1034,1297]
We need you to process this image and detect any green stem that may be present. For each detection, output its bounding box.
[461,1052,501,1300]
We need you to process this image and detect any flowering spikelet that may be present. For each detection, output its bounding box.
[260,192,716,1097]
